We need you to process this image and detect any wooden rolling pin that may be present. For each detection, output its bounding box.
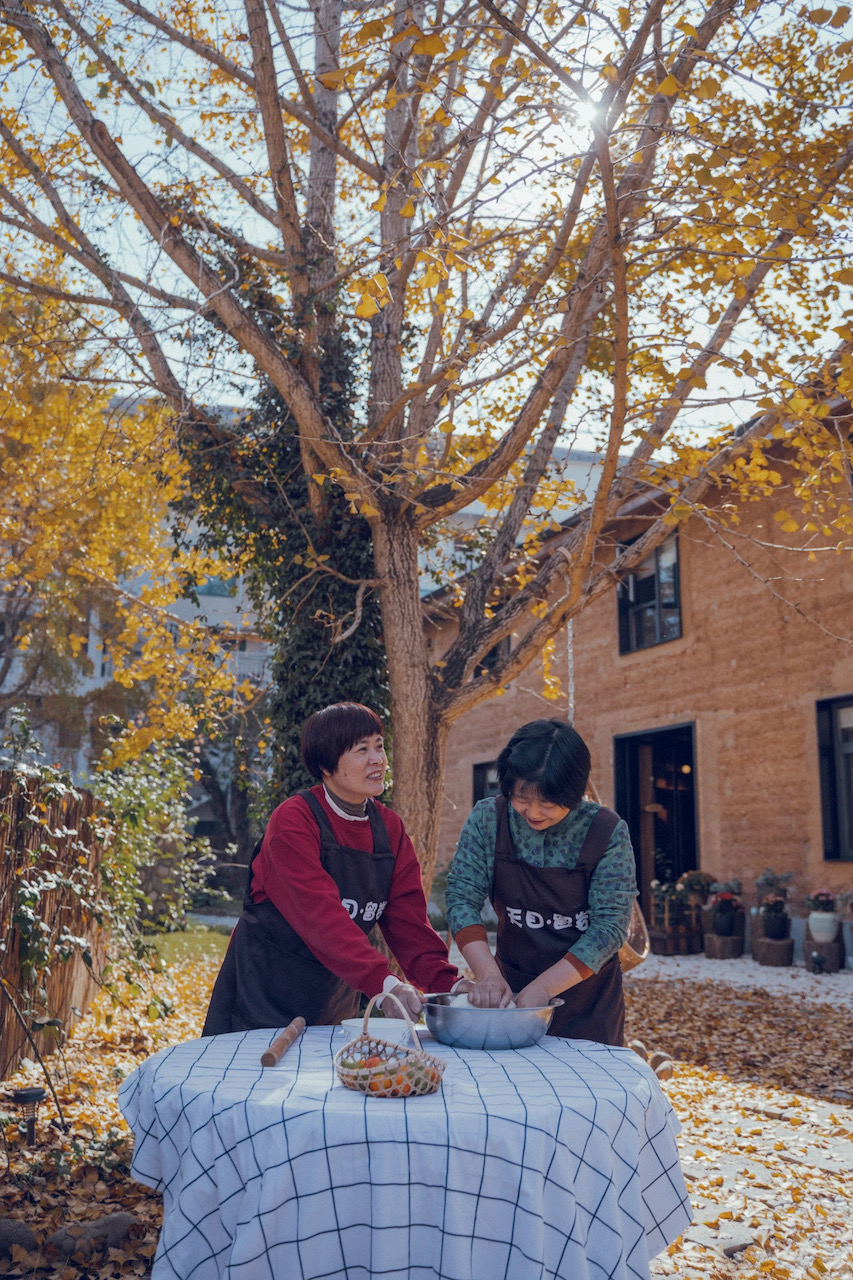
[260,1016,306,1067]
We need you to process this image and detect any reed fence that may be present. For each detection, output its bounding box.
[0,770,107,1079]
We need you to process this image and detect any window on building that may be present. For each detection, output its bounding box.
[473,761,501,804]
[618,535,681,654]
[817,695,853,861]
[197,576,237,597]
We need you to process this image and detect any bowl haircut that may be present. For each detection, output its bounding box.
[497,719,591,809]
[301,702,384,780]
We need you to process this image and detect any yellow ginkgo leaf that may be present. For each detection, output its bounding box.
[657,74,680,95]
[355,295,380,318]
[694,76,720,99]
[357,18,385,42]
[371,191,387,212]
[316,69,347,90]
[412,32,448,56]
[400,197,417,217]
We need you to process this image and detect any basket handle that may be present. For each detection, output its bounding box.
[363,990,423,1051]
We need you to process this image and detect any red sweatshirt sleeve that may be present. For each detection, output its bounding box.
[250,794,393,998]
[376,814,460,994]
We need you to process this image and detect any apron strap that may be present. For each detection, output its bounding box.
[242,837,264,909]
[494,794,515,857]
[576,807,620,879]
[300,787,340,847]
[365,798,393,857]
[300,787,392,858]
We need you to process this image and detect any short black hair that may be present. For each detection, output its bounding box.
[301,702,384,779]
[496,719,591,808]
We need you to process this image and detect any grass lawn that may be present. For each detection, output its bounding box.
[148,926,231,966]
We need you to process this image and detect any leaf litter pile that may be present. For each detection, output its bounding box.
[0,955,850,1279]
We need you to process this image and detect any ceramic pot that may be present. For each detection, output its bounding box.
[713,909,736,937]
[762,913,788,940]
[808,910,838,943]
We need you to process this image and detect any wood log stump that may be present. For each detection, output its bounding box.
[703,933,744,959]
[805,940,843,974]
[754,936,794,967]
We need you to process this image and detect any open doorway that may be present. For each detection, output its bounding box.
[614,724,698,919]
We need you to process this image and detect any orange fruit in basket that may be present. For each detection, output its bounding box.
[369,1079,382,1092]
[364,1056,382,1068]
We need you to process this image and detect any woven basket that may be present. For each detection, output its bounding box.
[333,992,445,1098]
[619,899,651,973]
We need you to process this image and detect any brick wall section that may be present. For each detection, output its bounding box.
[436,489,853,907]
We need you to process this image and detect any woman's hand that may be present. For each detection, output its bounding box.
[385,982,425,1019]
[467,974,514,1008]
[458,937,513,1007]
[514,979,554,1009]
[515,958,581,1008]
[452,977,475,996]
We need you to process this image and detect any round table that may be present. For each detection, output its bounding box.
[119,1026,691,1280]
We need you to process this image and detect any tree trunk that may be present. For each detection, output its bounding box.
[372,518,448,892]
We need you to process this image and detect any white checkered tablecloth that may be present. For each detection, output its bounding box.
[119,1027,690,1280]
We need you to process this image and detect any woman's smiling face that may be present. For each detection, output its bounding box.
[510,781,570,830]
[323,734,387,804]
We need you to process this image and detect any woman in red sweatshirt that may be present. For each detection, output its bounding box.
[203,702,468,1033]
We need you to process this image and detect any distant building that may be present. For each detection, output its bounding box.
[435,450,853,917]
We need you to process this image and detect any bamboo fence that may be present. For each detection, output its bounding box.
[0,770,107,1079]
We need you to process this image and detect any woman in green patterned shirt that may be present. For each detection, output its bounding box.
[445,719,637,1045]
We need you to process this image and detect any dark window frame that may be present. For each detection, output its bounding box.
[817,694,853,861]
[473,761,501,805]
[617,535,682,654]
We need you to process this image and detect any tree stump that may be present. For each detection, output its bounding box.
[754,936,794,967]
[805,940,842,974]
[703,933,744,959]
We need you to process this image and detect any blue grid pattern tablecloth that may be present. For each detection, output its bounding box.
[119,1027,690,1280]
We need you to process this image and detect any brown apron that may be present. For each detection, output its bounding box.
[492,796,625,1046]
[202,790,395,1035]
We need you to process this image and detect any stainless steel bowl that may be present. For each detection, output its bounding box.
[423,994,563,1050]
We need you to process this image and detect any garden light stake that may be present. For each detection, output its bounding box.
[12,1086,46,1146]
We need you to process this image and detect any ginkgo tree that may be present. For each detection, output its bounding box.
[0,293,242,757]
[2,0,852,882]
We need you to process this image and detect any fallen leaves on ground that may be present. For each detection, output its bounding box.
[0,950,222,1279]
[625,975,853,1100]
[0,960,850,1278]
[625,978,853,1280]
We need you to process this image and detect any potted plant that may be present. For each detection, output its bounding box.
[755,868,793,898]
[710,890,740,937]
[676,870,716,906]
[649,881,702,953]
[759,894,789,940]
[806,889,838,943]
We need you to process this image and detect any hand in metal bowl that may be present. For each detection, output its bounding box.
[423,992,563,1050]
